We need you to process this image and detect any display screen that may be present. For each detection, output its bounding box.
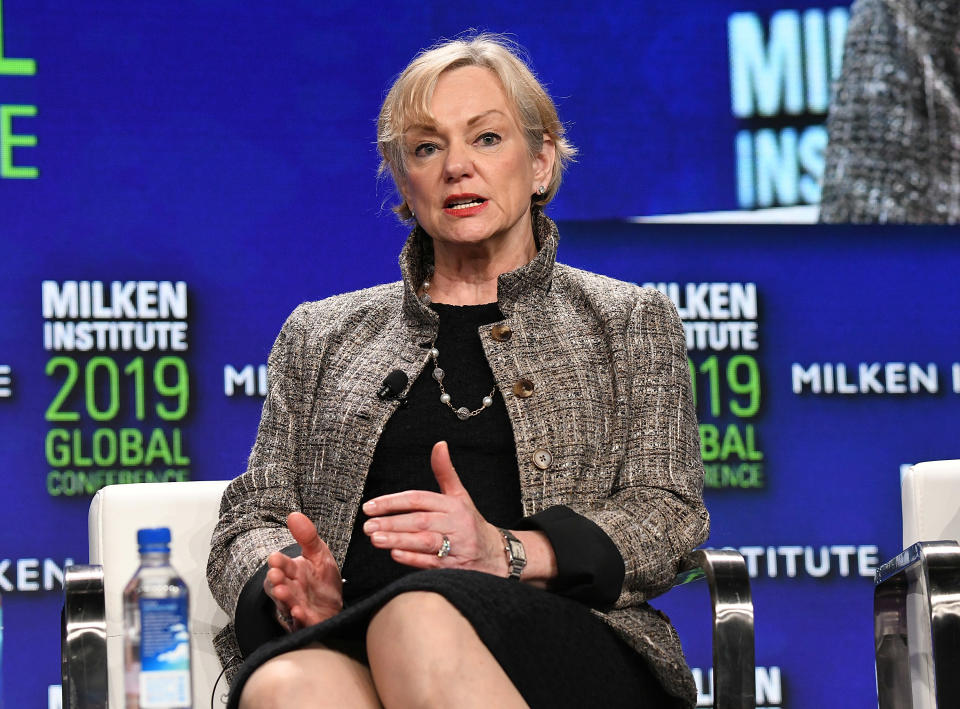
[3,2,950,707]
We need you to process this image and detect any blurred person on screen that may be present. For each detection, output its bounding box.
[820,0,960,223]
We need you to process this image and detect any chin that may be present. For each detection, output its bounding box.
[432,221,502,244]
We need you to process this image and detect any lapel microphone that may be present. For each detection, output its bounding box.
[377,369,409,400]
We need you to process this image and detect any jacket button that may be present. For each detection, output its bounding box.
[531,449,553,470]
[491,324,513,341]
[512,378,535,398]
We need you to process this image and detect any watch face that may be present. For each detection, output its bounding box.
[507,539,527,564]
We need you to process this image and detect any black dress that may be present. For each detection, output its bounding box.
[227,304,681,709]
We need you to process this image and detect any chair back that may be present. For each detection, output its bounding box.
[902,460,960,548]
[896,460,960,709]
[89,480,230,707]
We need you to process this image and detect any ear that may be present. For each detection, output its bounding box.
[532,134,556,193]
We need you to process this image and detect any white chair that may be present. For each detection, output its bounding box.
[62,481,230,709]
[63,481,755,709]
[875,460,960,709]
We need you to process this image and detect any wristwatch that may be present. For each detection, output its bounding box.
[498,528,526,581]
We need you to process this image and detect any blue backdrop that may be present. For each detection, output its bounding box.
[4,1,956,707]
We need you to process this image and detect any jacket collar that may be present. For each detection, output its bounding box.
[399,208,559,325]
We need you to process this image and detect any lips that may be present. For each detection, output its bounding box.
[442,193,488,218]
[443,193,487,210]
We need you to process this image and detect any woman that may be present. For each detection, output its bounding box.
[207,33,708,709]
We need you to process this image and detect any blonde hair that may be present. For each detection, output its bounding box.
[377,33,577,221]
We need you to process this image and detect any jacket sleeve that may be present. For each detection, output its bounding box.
[559,288,709,607]
[206,305,311,619]
[517,504,625,609]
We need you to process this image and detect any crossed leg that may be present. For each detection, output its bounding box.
[238,591,528,708]
[238,643,381,709]
[367,591,528,708]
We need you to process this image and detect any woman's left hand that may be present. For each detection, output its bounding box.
[362,440,507,576]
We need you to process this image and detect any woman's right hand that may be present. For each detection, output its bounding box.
[264,511,343,632]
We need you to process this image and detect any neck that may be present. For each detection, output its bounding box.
[425,225,538,306]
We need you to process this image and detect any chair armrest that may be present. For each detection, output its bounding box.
[874,541,960,709]
[675,549,755,709]
[62,565,108,709]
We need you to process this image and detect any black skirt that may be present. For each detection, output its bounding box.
[226,568,683,709]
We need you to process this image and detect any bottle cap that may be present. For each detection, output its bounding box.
[137,527,172,551]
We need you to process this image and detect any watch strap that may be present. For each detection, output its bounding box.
[498,528,527,581]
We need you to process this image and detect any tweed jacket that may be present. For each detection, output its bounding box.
[820,0,960,223]
[207,212,709,705]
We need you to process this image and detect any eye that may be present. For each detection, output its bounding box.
[476,132,501,148]
[414,142,439,158]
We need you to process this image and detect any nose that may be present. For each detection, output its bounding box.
[442,142,474,182]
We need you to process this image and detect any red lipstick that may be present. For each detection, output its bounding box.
[443,193,488,217]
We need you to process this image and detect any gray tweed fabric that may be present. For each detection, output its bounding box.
[820,0,960,223]
[207,211,709,705]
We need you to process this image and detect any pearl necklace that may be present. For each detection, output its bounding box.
[422,276,497,421]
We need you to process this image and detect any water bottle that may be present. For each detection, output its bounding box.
[123,528,192,709]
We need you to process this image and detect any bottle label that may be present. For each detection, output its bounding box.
[138,597,191,708]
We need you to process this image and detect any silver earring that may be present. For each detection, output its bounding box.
[537,185,546,195]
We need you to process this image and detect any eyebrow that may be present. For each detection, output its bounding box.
[406,109,507,136]
[466,109,506,127]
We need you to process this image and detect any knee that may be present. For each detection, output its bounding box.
[239,645,379,709]
[239,646,363,709]
[367,591,465,683]
[368,592,457,653]
[239,653,314,709]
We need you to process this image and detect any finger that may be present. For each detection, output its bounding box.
[390,548,444,569]
[265,562,302,595]
[269,579,295,606]
[265,566,286,589]
[263,572,277,599]
[267,550,298,575]
[266,564,302,597]
[287,512,329,561]
[288,604,308,626]
[265,580,299,622]
[290,603,325,628]
[363,489,448,516]
[431,441,468,496]
[267,554,306,586]
[369,530,446,555]
[363,510,443,535]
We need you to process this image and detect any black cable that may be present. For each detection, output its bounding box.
[211,666,228,709]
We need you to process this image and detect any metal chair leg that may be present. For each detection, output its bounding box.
[875,541,960,709]
[61,565,107,709]
[678,549,755,709]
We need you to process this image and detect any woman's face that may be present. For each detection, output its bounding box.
[398,65,555,253]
